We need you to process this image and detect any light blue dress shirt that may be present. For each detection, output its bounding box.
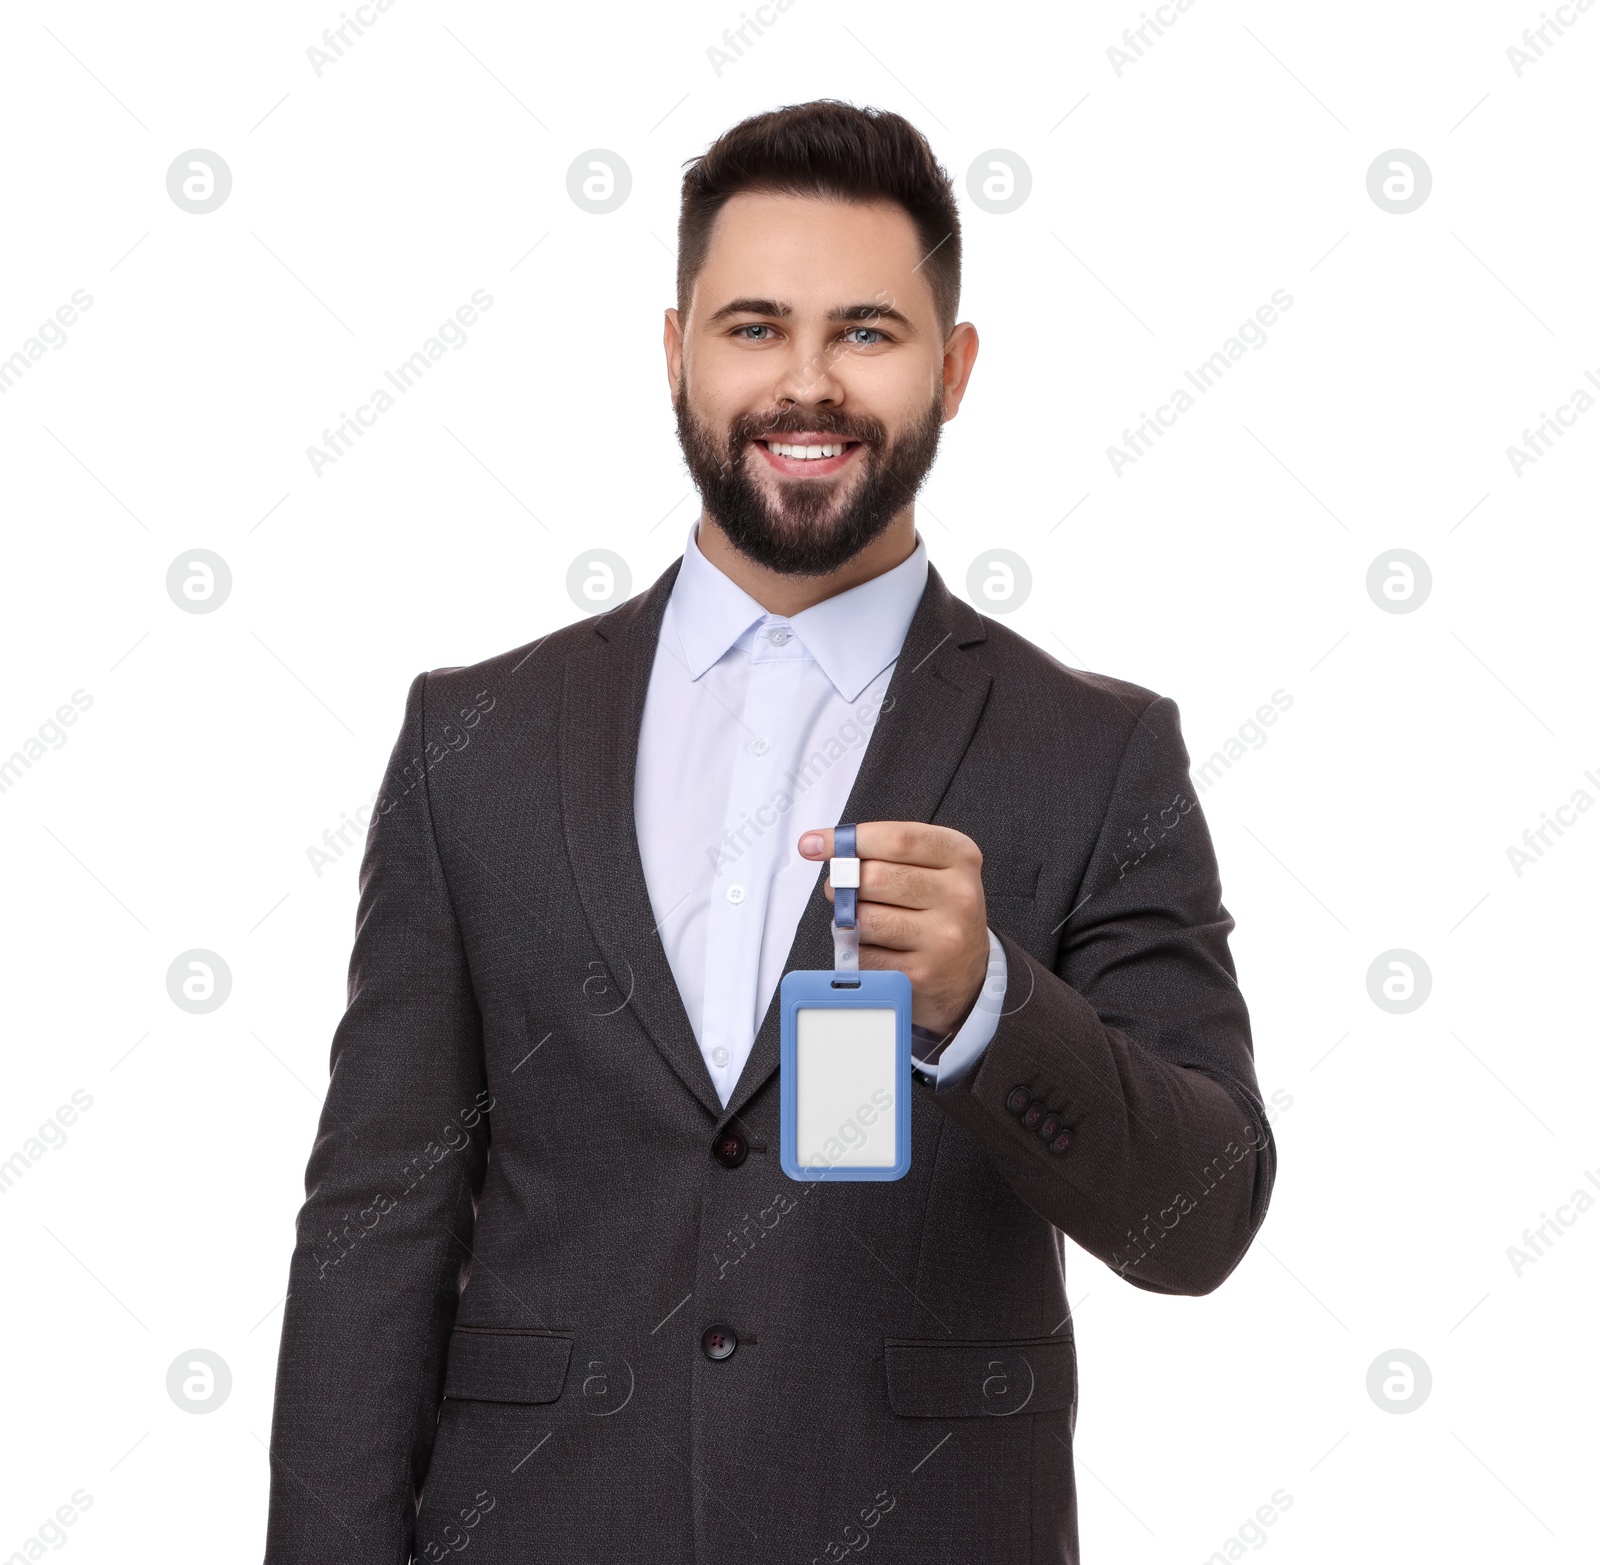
[633,519,1007,1109]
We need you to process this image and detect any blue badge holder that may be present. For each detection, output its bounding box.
[780,823,912,1183]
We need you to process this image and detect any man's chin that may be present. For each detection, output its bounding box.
[754,486,867,535]
[714,500,881,577]
[743,462,864,521]
[738,511,855,556]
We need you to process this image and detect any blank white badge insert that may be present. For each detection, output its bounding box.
[794,1004,899,1168]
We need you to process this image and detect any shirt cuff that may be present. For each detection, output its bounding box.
[910,928,1007,1090]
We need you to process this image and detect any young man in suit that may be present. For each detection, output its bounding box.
[265,99,1275,1565]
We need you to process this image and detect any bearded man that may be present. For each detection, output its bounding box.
[264,98,1275,1565]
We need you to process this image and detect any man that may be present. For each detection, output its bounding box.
[264,100,1274,1565]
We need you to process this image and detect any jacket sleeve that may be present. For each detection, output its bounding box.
[264,670,490,1564]
[925,693,1275,1295]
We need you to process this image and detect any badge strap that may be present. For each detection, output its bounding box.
[830,822,860,973]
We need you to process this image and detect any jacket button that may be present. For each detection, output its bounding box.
[1048,1130,1073,1155]
[701,1323,738,1361]
[1038,1113,1062,1140]
[1021,1099,1047,1130]
[1005,1086,1031,1116]
[712,1130,748,1168]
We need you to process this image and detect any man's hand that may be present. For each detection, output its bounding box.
[797,822,990,1038]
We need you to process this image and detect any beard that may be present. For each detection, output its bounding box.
[673,373,945,577]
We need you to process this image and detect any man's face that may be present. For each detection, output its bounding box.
[668,192,961,577]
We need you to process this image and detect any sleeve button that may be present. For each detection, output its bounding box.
[1005,1086,1031,1116]
[1021,1099,1047,1130]
[1048,1130,1073,1155]
[1038,1113,1061,1140]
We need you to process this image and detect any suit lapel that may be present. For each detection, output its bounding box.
[719,566,992,1125]
[560,552,992,1128]
[561,556,728,1118]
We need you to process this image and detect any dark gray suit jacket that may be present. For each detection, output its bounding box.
[263,556,1275,1565]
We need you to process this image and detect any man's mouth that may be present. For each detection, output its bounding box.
[753,434,862,478]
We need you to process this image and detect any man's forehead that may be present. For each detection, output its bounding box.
[692,191,934,318]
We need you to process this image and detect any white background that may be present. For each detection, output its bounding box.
[1,0,1595,1559]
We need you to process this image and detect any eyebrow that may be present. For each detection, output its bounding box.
[705,297,917,333]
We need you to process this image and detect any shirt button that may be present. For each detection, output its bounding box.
[750,737,770,756]
[768,626,791,646]
[726,884,745,904]
[711,1046,729,1068]
[702,1323,738,1360]
[712,1130,748,1168]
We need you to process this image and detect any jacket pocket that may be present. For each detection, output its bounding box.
[442,1327,574,1405]
[883,1336,1075,1418]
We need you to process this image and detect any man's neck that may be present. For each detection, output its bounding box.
[693,510,918,617]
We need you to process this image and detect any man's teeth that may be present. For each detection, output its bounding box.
[765,440,848,460]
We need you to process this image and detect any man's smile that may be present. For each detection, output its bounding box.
[754,433,863,478]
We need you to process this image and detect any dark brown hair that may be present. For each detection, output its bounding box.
[677,99,961,335]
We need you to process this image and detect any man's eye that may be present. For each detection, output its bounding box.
[843,326,885,346]
[735,324,775,340]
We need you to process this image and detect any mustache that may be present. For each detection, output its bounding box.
[728,407,887,450]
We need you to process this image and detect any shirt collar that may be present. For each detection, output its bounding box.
[667,518,930,702]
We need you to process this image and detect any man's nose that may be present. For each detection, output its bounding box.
[771,336,845,408]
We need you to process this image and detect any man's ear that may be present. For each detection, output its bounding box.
[940,321,980,422]
[664,307,684,403]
